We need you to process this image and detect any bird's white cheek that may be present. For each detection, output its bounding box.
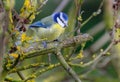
[57,17,64,27]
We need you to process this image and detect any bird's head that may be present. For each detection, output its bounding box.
[52,12,68,28]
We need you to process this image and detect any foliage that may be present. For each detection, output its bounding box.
[0,0,120,82]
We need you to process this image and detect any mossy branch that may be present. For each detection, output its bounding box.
[24,63,60,82]
[9,63,49,73]
[6,33,92,82]
[22,34,92,60]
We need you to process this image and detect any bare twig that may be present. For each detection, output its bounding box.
[27,0,48,20]
[74,0,83,34]
[55,49,81,82]
[80,0,104,28]
[17,71,26,80]
[80,41,114,78]
[80,9,101,28]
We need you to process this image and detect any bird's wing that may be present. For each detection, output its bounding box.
[29,21,51,28]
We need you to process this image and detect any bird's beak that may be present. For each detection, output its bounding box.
[64,24,68,27]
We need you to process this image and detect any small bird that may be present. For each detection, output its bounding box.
[27,12,68,44]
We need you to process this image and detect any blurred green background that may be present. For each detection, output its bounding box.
[12,0,120,82]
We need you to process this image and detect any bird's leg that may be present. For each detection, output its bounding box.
[53,39,59,42]
[53,39,60,42]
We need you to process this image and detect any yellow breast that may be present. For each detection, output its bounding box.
[37,24,65,41]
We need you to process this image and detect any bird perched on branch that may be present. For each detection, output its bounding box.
[25,12,68,63]
[27,12,68,47]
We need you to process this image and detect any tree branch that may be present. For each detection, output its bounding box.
[22,34,92,60]
[55,49,81,82]
[24,63,60,82]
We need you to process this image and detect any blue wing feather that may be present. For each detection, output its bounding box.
[29,21,51,28]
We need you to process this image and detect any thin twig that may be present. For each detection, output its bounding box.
[17,71,25,80]
[79,18,115,77]
[80,0,104,28]
[5,77,24,82]
[56,49,81,82]
[80,41,114,78]
[80,9,101,28]
[24,63,60,81]
[86,42,114,67]
[75,0,83,34]
[68,42,113,68]
[27,0,48,19]
[9,63,49,73]
[68,0,103,37]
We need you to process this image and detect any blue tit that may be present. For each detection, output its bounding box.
[27,12,68,42]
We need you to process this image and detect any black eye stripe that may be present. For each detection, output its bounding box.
[58,17,66,25]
